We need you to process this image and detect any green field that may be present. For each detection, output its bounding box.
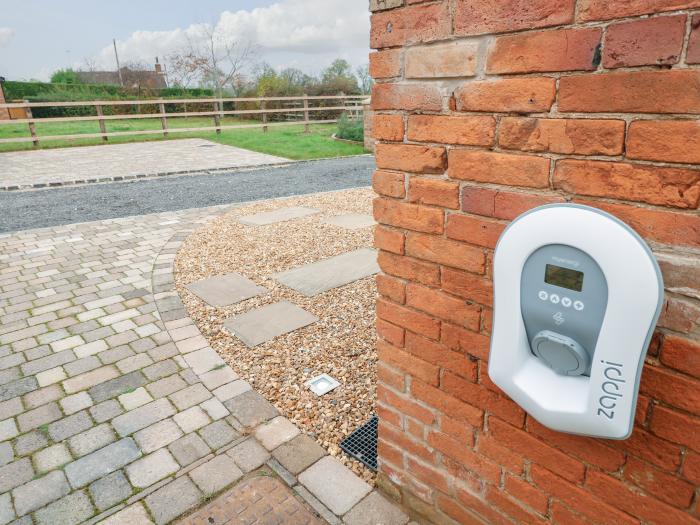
[0,117,367,159]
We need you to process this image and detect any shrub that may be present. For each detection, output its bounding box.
[336,112,364,142]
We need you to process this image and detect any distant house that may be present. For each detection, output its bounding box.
[76,61,167,89]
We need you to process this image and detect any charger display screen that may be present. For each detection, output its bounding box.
[545,264,584,292]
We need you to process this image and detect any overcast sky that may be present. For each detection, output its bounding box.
[0,0,371,82]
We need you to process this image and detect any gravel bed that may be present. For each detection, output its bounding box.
[174,187,377,482]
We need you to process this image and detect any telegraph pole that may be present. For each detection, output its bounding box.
[113,39,124,86]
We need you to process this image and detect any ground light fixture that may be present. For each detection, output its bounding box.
[305,373,340,396]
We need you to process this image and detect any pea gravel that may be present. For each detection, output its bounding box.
[174,188,378,482]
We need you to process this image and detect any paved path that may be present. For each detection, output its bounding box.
[0,139,287,190]
[0,202,407,525]
[0,156,375,234]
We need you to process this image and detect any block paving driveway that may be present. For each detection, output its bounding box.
[0,202,408,524]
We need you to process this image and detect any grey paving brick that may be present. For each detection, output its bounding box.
[98,346,134,365]
[125,448,179,488]
[169,383,211,411]
[0,493,14,525]
[189,454,243,496]
[226,438,270,473]
[48,410,93,442]
[198,420,239,450]
[0,397,23,420]
[182,347,224,375]
[255,416,300,451]
[134,419,183,453]
[298,456,371,515]
[89,399,123,423]
[63,365,120,395]
[0,368,20,387]
[0,377,37,402]
[0,441,13,466]
[0,458,34,493]
[68,423,116,457]
[146,374,187,399]
[200,367,238,391]
[343,491,410,525]
[213,379,251,402]
[112,398,176,437]
[17,401,62,432]
[89,470,133,512]
[34,443,72,473]
[12,470,71,516]
[116,353,152,374]
[142,359,179,381]
[144,475,202,525]
[64,437,142,488]
[63,356,101,377]
[186,273,267,308]
[239,206,319,226]
[223,301,318,348]
[0,418,18,441]
[60,391,93,415]
[168,433,210,466]
[272,434,326,475]
[22,384,63,409]
[173,406,210,433]
[147,343,178,363]
[0,353,24,371]
[34,490,95,525]
[14,430,49,456]
[88,371,147,403]
[224,390,279,429]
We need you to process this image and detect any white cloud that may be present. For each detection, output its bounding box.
[0,27,15,47]
[94,0,369,74]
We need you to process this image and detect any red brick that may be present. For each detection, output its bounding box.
[484,487,548,524]
[377,318,405,347]
[489,418,585,483]
[406,418,424,440]
[369,49,402,79]
[377,436,404,468]
[499,117,625,156]
[376,143,446,174]
[550,502,596,525]
[494,191,565,220]
[454,0,575,36]
[530,465,639,525]
[658,296,700,334]
[527,419,625,472]
[452,488,516,525]
[371,83,443,112]
[449,150,550,189]
[504,475,549,515]
[380,420,437,463]
[372,114,405,142]
[559,70,700,114]
[636,393,651,426]
[488,28,601,74]
[683,450,700,484]
[657,254,700,304]
[442,373,526,427]
[461,187,497,217]
[376,273,406,303]
[578,0,700,21]
[604,15,686,68]
[374,198,444,234]
[441,267,493,307]
[378,362,405,392]
[445,214,506,249]
[585,470,696,525]
[407,115,496,146]
[405,232,485,273]
[477,434,525,475]
[405,331,478,380]
[372,170,405,198]
[374,225,405,255]
[406,283,481,331]
[406,456,451,494]
[627,120,700,165]
[441,322,491,361]
[376,404,403,429]
[580,200,700,249]
[660,334,700,379]
[408,178,460,209]
[441,415,476,444]
[612,426,682,472]
[378,251,440,286]
[650,405,700,452]
[623,456,695,509]
[555,159,700,209]
[689,14,700,64]
[641,363,700,416]
[377,299,441,339]
[406,41,479,79]
[455,77,556,113]
[429,432,501,484]
[370,2,451,48]
[378,384,436,425]
[413,380,484,427]
[378,339,440,386]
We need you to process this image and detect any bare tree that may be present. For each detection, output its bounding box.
[167,24,256,97]
[82,57,98,72]
[356,64,373,95]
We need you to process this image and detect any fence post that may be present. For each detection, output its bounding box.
[303,94,310,133]
[261,100,268,133]
[95,104,108,142]
[159,102,168,138]
[25,101,39,147]
[213,101,221,135]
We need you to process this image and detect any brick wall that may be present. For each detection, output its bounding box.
[369,1,700,524]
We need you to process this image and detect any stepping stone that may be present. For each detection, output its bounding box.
[274,248,380,297]
[239,207,319,226]
[186,273,266,307]
[223,301,318,348]
[323,214,376,230]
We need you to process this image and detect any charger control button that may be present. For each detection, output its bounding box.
[550,294,560,304]
[538,291,548,301]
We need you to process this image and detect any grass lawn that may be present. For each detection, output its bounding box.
[0,116,367,159]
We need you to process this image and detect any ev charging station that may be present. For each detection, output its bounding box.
[488,204,664,439]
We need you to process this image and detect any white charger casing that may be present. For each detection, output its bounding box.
[488,204,664,439]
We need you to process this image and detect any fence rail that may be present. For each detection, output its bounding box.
[0,95,367,146]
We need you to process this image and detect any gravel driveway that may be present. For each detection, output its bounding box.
[0,156,375,233]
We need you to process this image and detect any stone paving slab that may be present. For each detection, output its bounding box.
[223,301,319,348]
[322,214,376,230]
[299,456,372,516]
[238,207,320,226]
[186,273,267,307]
[274,248,380,297]
[0,139,288,191]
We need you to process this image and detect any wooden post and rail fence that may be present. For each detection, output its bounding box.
[0,94,367,146]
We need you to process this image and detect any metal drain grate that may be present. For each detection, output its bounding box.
[340,415,378,471]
